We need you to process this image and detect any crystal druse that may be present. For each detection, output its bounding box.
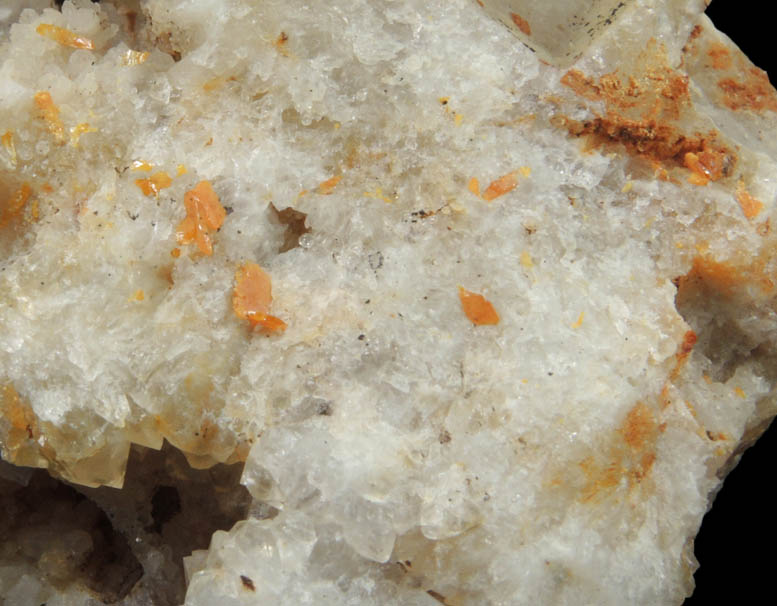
[2,0,777,604]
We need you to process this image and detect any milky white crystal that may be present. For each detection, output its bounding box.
[2,0,777,604]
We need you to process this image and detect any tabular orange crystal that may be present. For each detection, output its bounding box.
[36,24,95,50]
[176,180,226,256]
[458,286,499,326]
[135,171,172,197]
[482,171,518,202]
[34,92,64,142]
[317,175,342,195]
[131,160,153,172]
[233,262,287,333]
[736,181,764,219]
[468,177,480,197]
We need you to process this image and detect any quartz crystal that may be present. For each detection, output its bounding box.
[2,0,777,604]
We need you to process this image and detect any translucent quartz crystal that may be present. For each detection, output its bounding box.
[477,0,636,66]
[2,0,777,604]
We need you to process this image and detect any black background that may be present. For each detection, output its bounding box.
[683,2,776,604]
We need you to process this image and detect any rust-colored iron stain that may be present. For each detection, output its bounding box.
[707,42,732,70]
[736,181,764,219]
[675,330,697,366]
[274,31,290,56]
[675,256,744,304]
[232,262,287,333]
[510,13,532,36]
[458,286,499,326]
[559,43,737,180]
[719,67,777,113]
[579,401,659,502]
[134,171,172,197]
[176,181,226,256]
[1,183,32,229]
[36,23,95,50]
[481,171,518,202]
[620,402,657,452]
[579,456,621,502]
[34,92,65,142]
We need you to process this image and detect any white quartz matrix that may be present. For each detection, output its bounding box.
[2,0,777,604]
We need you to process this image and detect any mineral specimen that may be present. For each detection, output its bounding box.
[1,0,777,604]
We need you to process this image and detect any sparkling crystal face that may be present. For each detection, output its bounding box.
[476,0,636,65]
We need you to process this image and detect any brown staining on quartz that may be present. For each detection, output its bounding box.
[427,589,451,605]
[558,41,736,183]
[0,182,32,230]
[154,31,182,62]
[718,67,777,113]
[274,31,291,57]
[0,384,39,453]
[240,575,256,591]
[269,202,311,253]
[510,13,532,36]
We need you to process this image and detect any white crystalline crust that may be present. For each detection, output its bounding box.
[1,0,777,604]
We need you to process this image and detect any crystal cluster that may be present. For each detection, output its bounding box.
[2,0,777,604]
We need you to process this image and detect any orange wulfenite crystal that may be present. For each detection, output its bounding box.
[736,181,764,219]
[176,180,227,256]
[34,92,64,142]
[135,171,173,197]
[317,175,342,195]
[458,286,499,326]
[468,177,480,197]
[482,172,518,202]
[36,24,95,50]
[233,262,287,333]
[131,160,153,172]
